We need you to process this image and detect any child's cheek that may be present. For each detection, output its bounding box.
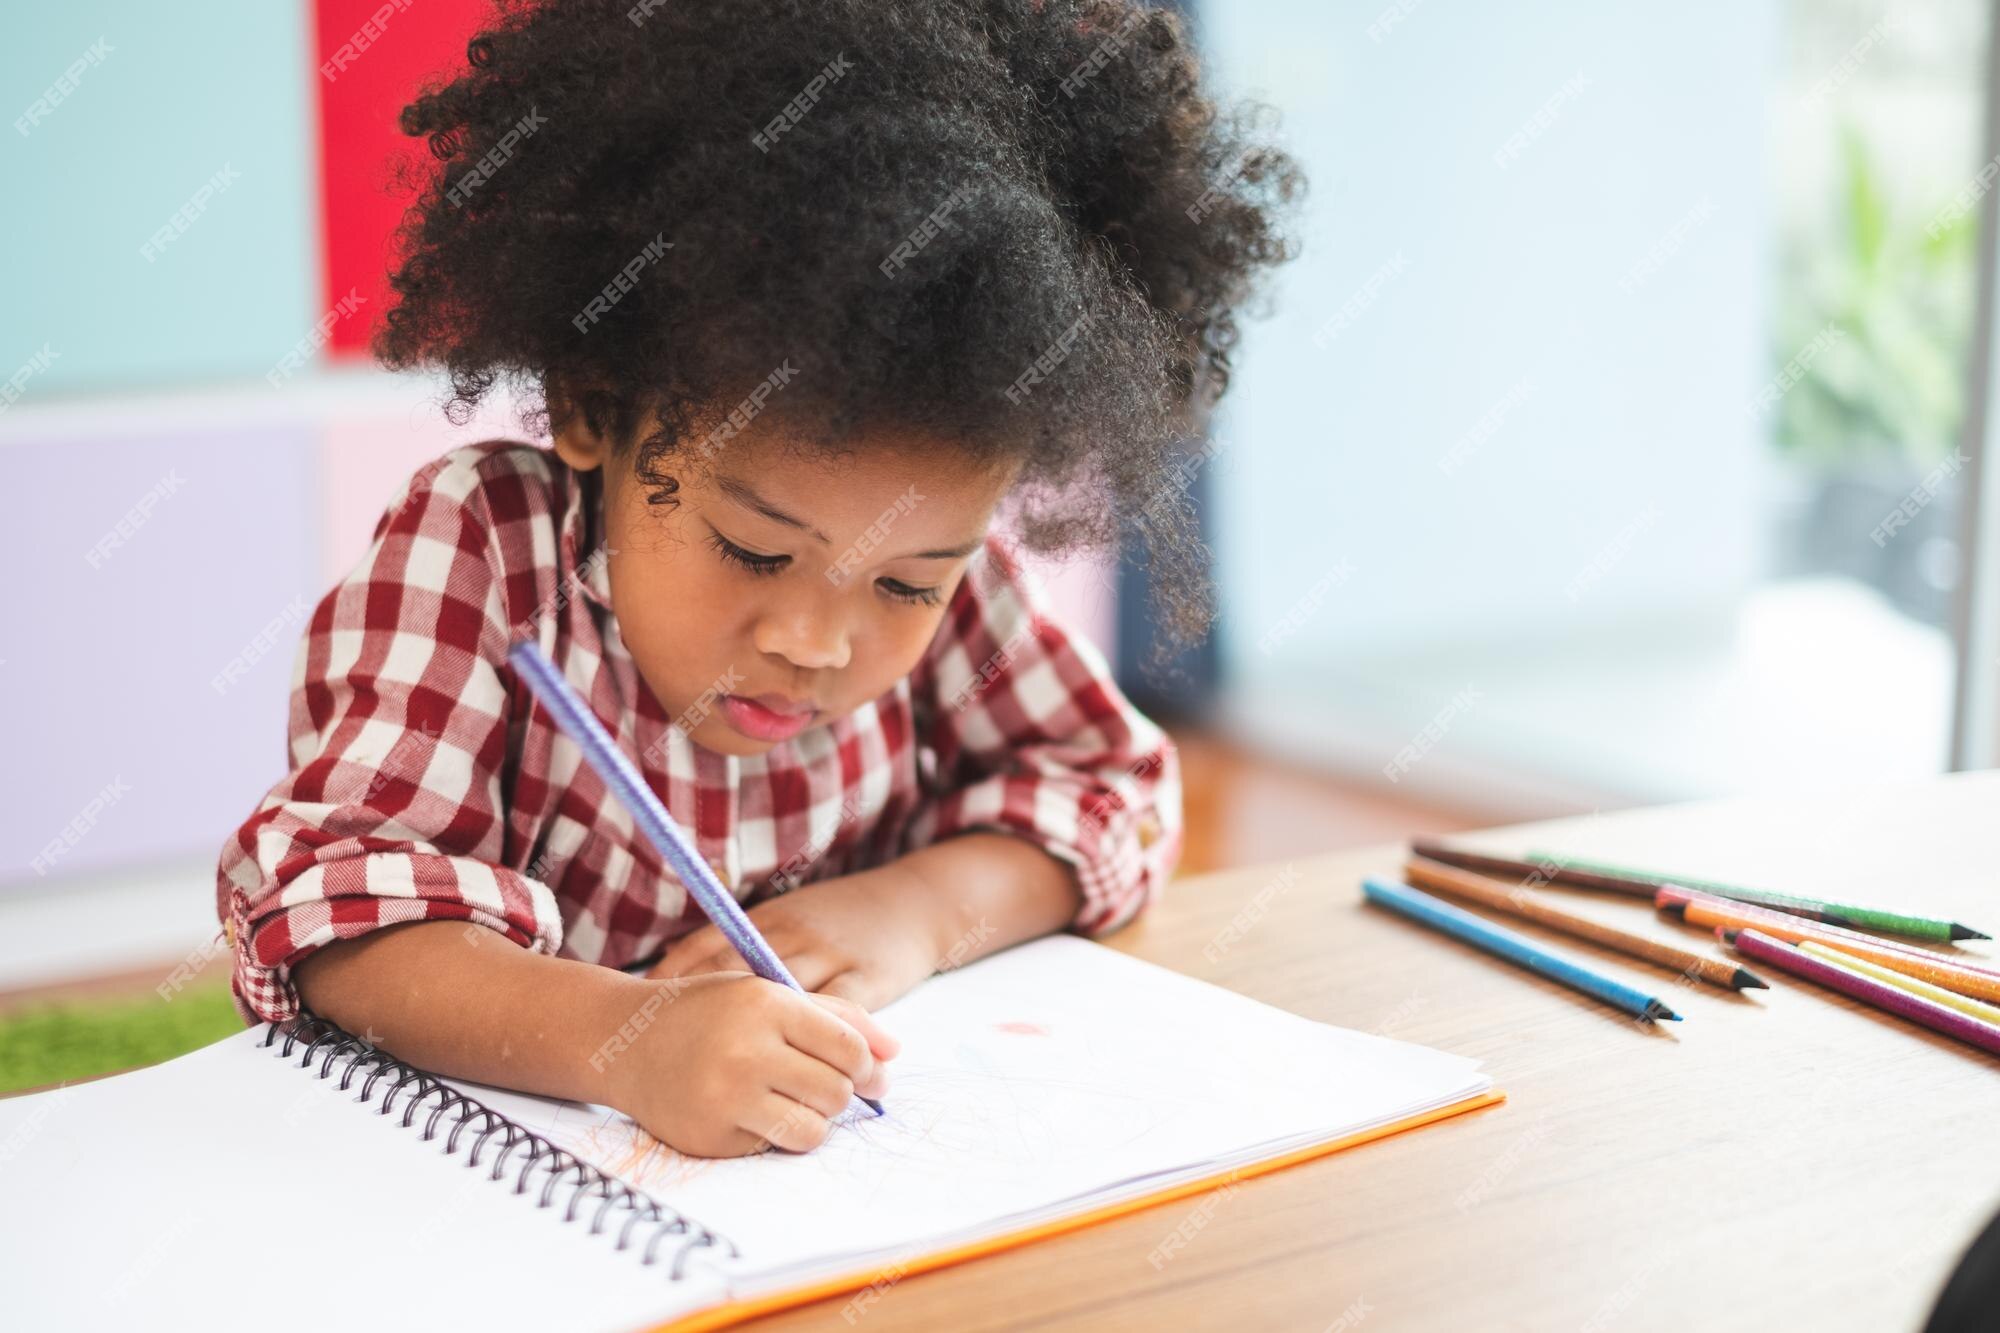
[607,548,740,706]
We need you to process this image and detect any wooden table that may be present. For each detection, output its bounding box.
[755,772,2000,1331]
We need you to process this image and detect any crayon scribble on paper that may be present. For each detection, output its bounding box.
[994,1021,1051,1036]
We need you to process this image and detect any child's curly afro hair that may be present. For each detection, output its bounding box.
[378,0,1305,653]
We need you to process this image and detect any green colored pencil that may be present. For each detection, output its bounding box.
[1523,849,1988,943]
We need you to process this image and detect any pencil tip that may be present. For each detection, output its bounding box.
[1734,968,1770,990]
[1952,925,1991,941]
[1645,1001,1682,1022]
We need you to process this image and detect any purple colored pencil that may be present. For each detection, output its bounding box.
[507,638,885,1115]
[1728,928,2000,1059]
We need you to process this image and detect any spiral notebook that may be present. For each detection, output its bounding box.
[0,936,1496,1332]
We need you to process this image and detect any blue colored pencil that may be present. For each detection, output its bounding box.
[1361,878,1681,1023]
[508,639,885,1115]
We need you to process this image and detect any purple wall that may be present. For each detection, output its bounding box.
[3,422,319,886]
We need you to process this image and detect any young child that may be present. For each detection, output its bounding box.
[217,0,1301,1159]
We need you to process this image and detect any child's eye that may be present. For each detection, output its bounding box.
[706,529,788,576]
[878,578,944,608]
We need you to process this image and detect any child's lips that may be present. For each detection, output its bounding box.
[719,693,818,742]
[745,691,814,716]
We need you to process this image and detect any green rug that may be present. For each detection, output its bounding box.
[0,980,243,1095]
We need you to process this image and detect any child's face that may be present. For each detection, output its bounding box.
[557,422,1019,756]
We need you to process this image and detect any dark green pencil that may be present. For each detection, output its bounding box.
[1522,849,1988,943]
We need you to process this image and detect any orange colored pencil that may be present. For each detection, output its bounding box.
[1403,857,1764,990]
[1655,885,2000,978]
[1797,942,2000,1026]
[1666,891,2000,1004]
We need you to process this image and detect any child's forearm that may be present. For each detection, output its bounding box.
[893,832,1086,968]
[291,920,651,1106]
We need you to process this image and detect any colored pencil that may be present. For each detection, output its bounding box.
[1409,839,1989,942]
[507,638,885,1116]
[1797,942,2000,1027]
[1524,849,1987,943]
[1666,890,2000,1005]
[1655,885,2000,978]
[1725,929,2000,1058]
[1401,856,1765,991]
[1406,839,1656,900]
[1361,878,1681,1022]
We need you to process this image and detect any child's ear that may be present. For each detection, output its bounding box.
[547,382,612,473]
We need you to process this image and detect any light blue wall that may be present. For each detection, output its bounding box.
[1205,1,1778,662]
[1,2,317,397]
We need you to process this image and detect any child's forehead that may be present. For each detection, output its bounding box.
[688,432,1017,543]
[698,427,1017,497]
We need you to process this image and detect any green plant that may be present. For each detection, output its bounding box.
[0,980,240,1095]
[1771,122,1979,470]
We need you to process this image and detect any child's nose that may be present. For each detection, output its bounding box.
[753,603,852,672]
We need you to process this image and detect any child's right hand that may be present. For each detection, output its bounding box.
[601,972,898,1158]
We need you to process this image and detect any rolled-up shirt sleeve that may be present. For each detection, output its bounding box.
[214,457,563,1023]
[903,537,1184,936]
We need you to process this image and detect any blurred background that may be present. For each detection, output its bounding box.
[3,1,1998,1067]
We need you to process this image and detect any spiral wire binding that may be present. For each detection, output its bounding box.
[262,1016,740,1281]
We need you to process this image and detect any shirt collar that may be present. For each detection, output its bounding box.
[558,461,614,610]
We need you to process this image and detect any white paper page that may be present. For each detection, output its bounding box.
[469,936,1489,1280]
[0,1028,718,1333]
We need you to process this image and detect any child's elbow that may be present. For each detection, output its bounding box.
[1072,817,1178,939]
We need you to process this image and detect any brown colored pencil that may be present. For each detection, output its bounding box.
[1407,838,1658,899]
[1402,856,1767,991]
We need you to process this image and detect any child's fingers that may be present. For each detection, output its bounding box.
[695,1127,778,1160]
[814,969,881,1010]
[743,1091,832,1153]
[773,949,844,993]
[656,927,828,986]
[780,995,890,1098]
[653,928,778,981]
[648,926,725,978]
[809,991,902,1062]
[767,1046,857,1120]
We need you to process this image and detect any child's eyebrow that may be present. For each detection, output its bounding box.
[903,538,984,560]
[715,474,984,561]
[716,475,833,544]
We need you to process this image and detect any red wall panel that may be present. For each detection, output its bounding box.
[314,0,492,356]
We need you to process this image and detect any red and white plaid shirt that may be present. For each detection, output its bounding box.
[215,442,1182,1023]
